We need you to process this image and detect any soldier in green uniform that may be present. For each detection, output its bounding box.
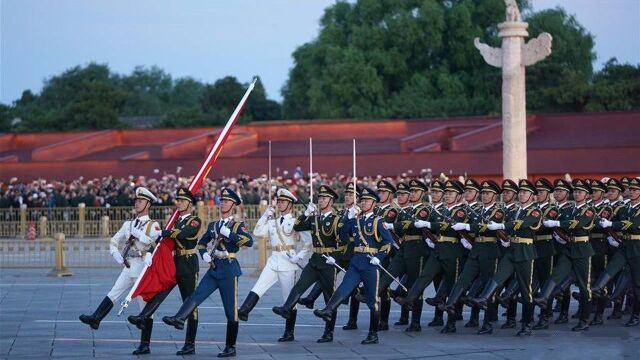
[127,187,202,355]
[534,179,596,331]
[442,180,504,335]
[471,179,542,336]
[595,177,640,326]
[459,178,484,328]
[272,185,346,343]
[497,179,520,329]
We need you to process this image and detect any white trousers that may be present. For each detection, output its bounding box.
[250,265,297,303]
[106,257,146,311]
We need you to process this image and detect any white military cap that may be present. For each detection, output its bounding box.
[135,187,158,203]
[277,188,297,203]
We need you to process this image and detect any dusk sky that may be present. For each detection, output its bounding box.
[1,0,638,104]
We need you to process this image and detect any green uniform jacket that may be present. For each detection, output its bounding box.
[558,203,596,259]
[535,202,559,258]
[503,203,541,261]
[393,204,430,260]
[428,204,467,260]
[612,202,640,258]
[165,214,202,277]
[468,203,504,261]
[294,212,345,269]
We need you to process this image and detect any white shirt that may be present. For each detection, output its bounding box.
[254,211,310,271]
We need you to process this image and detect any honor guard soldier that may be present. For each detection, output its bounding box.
[163,188,253,358]
[237,188,308,342]
[596,177,640,326]
[535,179,596,331]
[128,187,202,355]
[272,185,346,343]
[79,187,161,355]
[471,179,542,336]
[314,187,393,345]
[460,178,483,328]
[443,180,504,335]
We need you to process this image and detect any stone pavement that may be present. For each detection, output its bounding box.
[0,268,638,359]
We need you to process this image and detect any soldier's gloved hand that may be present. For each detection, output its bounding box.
[263,206,274,219]
[304,203,317,216]
[461,238,473,250]
[369,256,381,266]
[487,221,505,230]
[213,249,229,258]
[111,250,124,264]
[202,252,213,263]
[500,239,511,248]
[383,222,394,230]
[325,255,336,265]
[599,219,613,228]
[414,220,430,229]
[288,254,300,264]
[452,223,470,231]
[347,206,359,219]
[220,225,231,237]
[143,252,153,266]
[426,238,435,248]
[543,220,560,228]
[553,233,567,245]
[607,236,620,247]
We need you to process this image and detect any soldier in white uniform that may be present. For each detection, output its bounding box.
[237,188,310,341]
[79,187,162,355]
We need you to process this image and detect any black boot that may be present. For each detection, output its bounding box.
[378,295,391,331]
[395,305,409,326]
[314,293,346,323]
[533,280,556,310]
[444,284,466,315]
[592,272,613,298]
[128,290,169,330]
[132,317,153,355]
[533,310,550,330]
[463,278,484,307]
[465,307,480,328]
[278,309,296,342]
[238,291,259,322]
[298,283,322,309]
[317,310,335,343]
[625,300,640,327]
[273,289,303,320]
[405,299,422,332]
[162,298,198,330]
[554,311,569,324]
[218,321,238,358]
[516,303,533,336]
[361,310,379,345]
[470,280,498,311]
[342,296,359,330]
[608,299,624,319]
[176,315,198,355]
[428,309,444,326]
[477,320,493,335]
[571,299,591,331]
[425,282,448,307]
[498,278,519,308]
[79,296,113,330]
[440,316,457,334]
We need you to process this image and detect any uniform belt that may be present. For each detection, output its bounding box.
[570,236,589,243]
[511,237,533,244]
[215,252,237,259]
[535,235,553,241]
[437,236,459,243]
[476,237,497,243]
[403,235,422,241]
[269,244,295,252]
[337,245,348,252]
[623,234,640,240]
[313,247,338,254]
[590,234,604,240]
[176,248,198,256]
[354,246,378,254]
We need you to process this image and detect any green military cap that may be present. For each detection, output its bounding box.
[621,176,631,189]
[502,179,519,193]
[629,177,640,190]
[589,179,607,193]
[535,178,554,192]
[277,188,298,203]
[518,179,538,195]
[464,178,481,192]
[396,182,410,194]
[318,185,339,200]
[345,182,362,196]
[376,179,396,193]
[176,187,196,203]
[409,179,428,192]
[221,187,242,204]
[444,180,465,194]
[607,178,624,191]
[554,179,573,193]
[431,180,445,193]
[135,187,158,203]
[572,179,591,194]
[360,187,380,202]
[480,180,501,194]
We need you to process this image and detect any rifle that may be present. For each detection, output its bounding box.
[464,204,509,242]
[121,219,141,268]
[428,204,475,243]
[413,206,439,243]
[208,219,235,268]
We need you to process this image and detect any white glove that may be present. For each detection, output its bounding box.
[487,221,505,230]
[426,238,435,248]
[500,239,511,248]
[111,250,124,264]
[220,225,231,237]
[599,219,612,228]
[325,255,336,265]
[288,254,300,264]
[414,220,431,229]
[144,252,153,266]
[553,233,567,245]
[607,236,620,247]
[263,207,274,219]
[202,252,212,263]
[369,257,381,266]
[452,223,470,231]
[214,249,229,258]
[304,203,317,216]
[347,206,359,219]
[543,220,560,228]
[461,238,473,250]
[383,222,394,230]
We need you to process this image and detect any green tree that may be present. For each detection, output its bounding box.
[586,59,640,111]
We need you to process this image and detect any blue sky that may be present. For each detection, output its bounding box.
[1,0,638,105]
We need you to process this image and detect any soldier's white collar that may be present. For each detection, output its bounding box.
[136,214,150,221]
[362,211,374,220]
[412,203,421,209]
[538,202,548,209]
[630,201,640,209]
[433,202,443,209]
[380,203,390,209]
[278,212,293,219]
[575,202,587,209]
[593,200,606,208]
[179,213,191,221]
[321,210,333,218]
[468,201,478,207]
[519,202,535,210]
[557,201,569,208]
[504,202,515,209]
[220,215,234,223]
[446,203,460,211]
[483,202,496,211]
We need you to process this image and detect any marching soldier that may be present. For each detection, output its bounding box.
[535,179,596,331]
[471,179,542,336]
[272,185,346,343]
[314,187,393,345]
[162,188,253,358]
[460,178,483,328]
[236,188,308,342]
[128,187,202,355]
[497,179,520,330]
[79,187,161,355]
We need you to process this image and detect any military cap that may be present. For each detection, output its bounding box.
[518,179,538,195]
[220,187,242,204]
[572,179,591,194]
[176,187,196,203]
[480,180,501,194]
[430,180,445,193]
[535,178,554,192]
[135,187,158,203]
[502,179,519,193]
[621,176,631,189]
[277,188,297,203]
[589,179,607,193]
[554,179,573,193]
[444,180,465,194]
[345,182,362,196]
[396,182,410,194]
[607,178,624,191]
[409,179,428,192]
[318,185,339,200]
[377,179,396,193]
[464,178,481,192]
[629,177,640,190]
[360,187,380,202]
